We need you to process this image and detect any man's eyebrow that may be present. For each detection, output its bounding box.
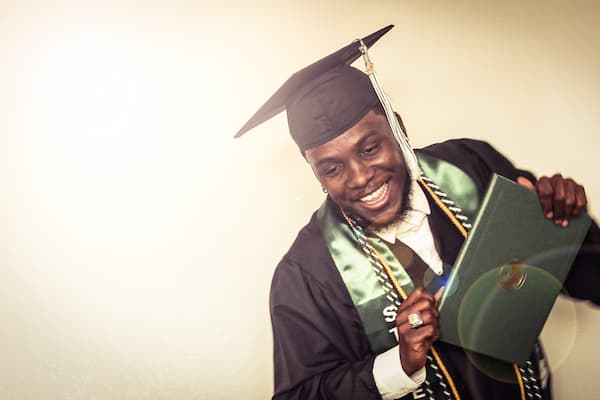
[314,157,339,168]
[313,131,381,168]
[355,130,379,147]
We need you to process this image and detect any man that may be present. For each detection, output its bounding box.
[235,25,599,400]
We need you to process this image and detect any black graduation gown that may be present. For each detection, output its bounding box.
[270,139,600,400]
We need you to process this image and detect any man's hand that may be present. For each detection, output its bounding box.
[517,174,587,227]
[395,287,443,376]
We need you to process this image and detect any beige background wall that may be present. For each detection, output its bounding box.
[0,1,598,399]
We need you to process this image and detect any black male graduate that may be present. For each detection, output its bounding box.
[235,25,600,400]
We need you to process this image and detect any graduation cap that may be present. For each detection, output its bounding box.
[235,25,422,179]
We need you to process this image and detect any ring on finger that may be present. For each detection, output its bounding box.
[408,311,424,329]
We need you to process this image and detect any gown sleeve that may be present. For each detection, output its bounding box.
[270,259,383,400]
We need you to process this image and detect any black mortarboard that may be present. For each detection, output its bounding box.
[234,25,394,152]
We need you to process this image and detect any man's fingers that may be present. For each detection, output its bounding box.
[434,286,445,303]
[397,301,439,326]
[536,174,588,226]
[399,310,437,331]
[535,177,554,219]
[401,287,435,307]
[398,319,439,374]
[404,324,438,344]
[517,176,535,191]
[396,290,441,375]
[574,185,587,215]
[562,178,577,225]
[550,174,566,222]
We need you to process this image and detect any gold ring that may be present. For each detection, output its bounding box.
[408,311,424,329]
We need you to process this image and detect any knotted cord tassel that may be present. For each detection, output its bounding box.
[357,39,422,180]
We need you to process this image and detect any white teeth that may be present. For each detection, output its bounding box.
[360,183,388,204]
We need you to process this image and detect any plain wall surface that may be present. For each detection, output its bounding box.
[0,1,598,399]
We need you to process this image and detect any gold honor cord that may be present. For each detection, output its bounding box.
[514,365,526,400]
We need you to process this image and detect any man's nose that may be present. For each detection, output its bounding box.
[347,159,374,188]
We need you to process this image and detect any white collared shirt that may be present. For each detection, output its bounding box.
[371,181,443,275]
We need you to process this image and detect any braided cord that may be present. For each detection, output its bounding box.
[418,176,471,237]
[341,211,406,309]
[429,346,461,400]
[518,359,544,399]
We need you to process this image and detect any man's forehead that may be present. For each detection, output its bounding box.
[305,111,390,160]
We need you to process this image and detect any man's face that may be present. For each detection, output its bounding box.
[305,110,409,227]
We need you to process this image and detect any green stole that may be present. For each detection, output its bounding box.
[316,152,481,354]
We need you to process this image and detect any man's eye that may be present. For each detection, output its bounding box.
[322,165,341,177]
[362,144,379,156]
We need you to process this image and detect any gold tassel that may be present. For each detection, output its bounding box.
[357,39,422,180]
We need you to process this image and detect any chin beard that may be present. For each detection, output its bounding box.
[348,178,413,232]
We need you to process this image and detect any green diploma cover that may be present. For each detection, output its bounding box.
[438,174,592,363]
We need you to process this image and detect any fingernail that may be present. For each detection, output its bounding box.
[434,286,445,302]
[562,220,569,228]
[546,211,553,219]
[555,220,562,225]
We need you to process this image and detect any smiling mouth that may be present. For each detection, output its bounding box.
[359,182,389,206]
